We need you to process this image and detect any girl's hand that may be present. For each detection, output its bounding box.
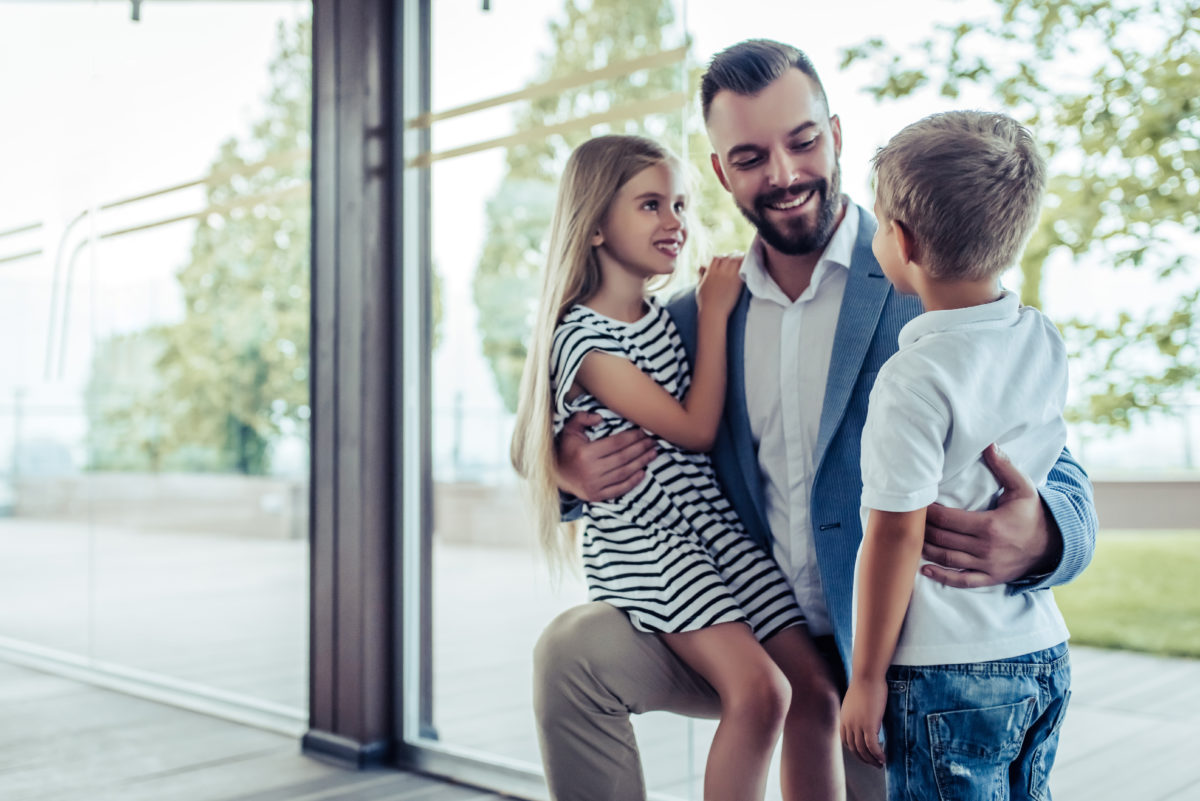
[840,678,887,768]
[696,254,744,319]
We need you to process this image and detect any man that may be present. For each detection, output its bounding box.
[536,39,1096,801]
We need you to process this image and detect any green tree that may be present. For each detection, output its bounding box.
[157,16,312,474]
[84,16,312,475]
[473,0,752,412]
[84,329,168,471]
[841,0,1200,432]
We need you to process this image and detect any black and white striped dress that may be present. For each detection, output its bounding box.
[551,300,805,642]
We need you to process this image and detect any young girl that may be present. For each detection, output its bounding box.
[512,134,844,801]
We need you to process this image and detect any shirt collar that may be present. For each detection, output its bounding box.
[738,197,858,305]
[898,289,1021,348]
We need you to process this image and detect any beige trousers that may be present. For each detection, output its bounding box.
[533,602,885,801]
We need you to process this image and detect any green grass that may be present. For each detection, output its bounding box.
[1055,531,1200,659]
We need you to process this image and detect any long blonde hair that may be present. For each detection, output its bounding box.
[511,134,675,573]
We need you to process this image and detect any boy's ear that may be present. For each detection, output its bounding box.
[893,219,917,265]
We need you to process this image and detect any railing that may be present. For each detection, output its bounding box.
[0,150,311,379]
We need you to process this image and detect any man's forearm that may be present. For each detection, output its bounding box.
[1023,447,1097,591]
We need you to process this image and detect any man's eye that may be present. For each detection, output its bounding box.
[732,157,761,169]
[792,137,818,150]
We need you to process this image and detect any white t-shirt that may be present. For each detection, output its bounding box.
[855,290,1071,665]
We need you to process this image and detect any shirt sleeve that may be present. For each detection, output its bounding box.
[549,321,625,432]
[1009,446,1098,593]
[859,373,950,513]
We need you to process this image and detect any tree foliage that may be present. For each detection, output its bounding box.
[87,16,312,474]
[473,0,753,413]
[842,0,1200,431]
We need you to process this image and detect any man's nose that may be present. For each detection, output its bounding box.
[767,148,800,189]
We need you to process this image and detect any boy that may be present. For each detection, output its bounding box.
[841,111,1073,801]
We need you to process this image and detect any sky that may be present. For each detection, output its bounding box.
[0,0,1194,477]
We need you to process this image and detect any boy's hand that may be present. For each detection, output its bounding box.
[556,412,657,502]
[840,678,886,768]
[921,444,1057,588]
[696,254,744,319]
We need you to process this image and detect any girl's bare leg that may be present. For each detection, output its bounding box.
[661,622,791,801]
[763,626,847,801]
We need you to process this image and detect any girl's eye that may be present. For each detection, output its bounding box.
[643,200,659,210]
[673,201,686,213]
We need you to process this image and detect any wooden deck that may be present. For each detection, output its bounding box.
[1,520,1199,799]
[3,647,1200,801]
[0,661,504,801]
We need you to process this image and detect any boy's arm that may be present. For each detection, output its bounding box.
[841,507,926,767]
[920,445,1096,592]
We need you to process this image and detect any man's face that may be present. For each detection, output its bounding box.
[705,68,843,256]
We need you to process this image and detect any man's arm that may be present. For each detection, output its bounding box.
[556,412,657,513]
[921,444,1097,591]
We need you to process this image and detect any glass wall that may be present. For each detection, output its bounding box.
[0,0,311,729]
[416,0,710,794]
[409,0,1197,798]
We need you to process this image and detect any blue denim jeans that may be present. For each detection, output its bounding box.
[884,642,1071,801]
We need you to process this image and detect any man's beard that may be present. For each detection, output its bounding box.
[738,162,842,256]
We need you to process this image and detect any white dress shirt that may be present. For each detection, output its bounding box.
[739,200,858,636]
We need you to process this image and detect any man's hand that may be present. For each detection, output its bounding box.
[840,678,886,768]
[921,444,1061,589]
[556,412,657,503]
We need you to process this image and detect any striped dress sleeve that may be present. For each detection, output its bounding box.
[549,319,625,432]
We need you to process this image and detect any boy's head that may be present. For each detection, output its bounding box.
[872,110,1046,282]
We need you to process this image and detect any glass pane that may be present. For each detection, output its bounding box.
[0,0,311,718]
[423,0,698,792]
[415,0,1198,798]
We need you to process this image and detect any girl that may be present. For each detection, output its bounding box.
[512,134,843,801]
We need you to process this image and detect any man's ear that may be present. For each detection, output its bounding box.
[710,152,732,193]
[830,113,842,159]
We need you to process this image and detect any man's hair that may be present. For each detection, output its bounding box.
[872,111,1047,282]
[700,39,828,122]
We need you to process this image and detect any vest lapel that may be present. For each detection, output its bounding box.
[726,288,770,537]
[815,211,891,469]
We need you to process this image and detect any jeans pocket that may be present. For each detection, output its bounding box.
[927,697,1037,801]
[1028,689,1071,801]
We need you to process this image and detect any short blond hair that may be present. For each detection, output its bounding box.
[872,111,1046,281]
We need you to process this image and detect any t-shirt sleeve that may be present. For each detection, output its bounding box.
[550,321,625,427]
[859,373,950,513]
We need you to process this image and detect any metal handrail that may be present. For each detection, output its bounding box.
[41,150,310,379]
[405,45,688,130]
[0,222,43,266]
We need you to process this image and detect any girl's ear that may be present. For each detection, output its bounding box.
[591,229,604,247]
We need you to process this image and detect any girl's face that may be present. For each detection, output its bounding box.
[592,161,688,280]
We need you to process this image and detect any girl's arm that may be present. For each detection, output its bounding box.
[574,257,742,452]
[841,507,926,767]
